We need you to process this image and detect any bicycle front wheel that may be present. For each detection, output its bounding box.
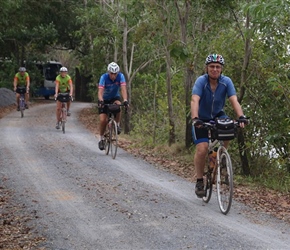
[216,148,233,215]
[109,120,118,159]
[20,97,25,118]
[61,106,67,134]
[62,121,65,134]
[202,170,213,203]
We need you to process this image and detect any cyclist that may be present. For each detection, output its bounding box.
[13,67,30,110]
[54,66,73,129]
[191,53,248,198]
[97,62,129,150]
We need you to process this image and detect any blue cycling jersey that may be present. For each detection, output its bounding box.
[99,72,126,100]
[192,74,236,121]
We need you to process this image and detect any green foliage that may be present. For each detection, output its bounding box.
[0,60,17,89]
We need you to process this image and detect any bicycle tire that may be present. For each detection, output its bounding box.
[110,119,118,159]
[202,170,213,203]
[216,148,233,215]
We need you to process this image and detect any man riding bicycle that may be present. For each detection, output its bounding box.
[191,54,248,198]
[54,66,73,129]
[97,62,129,150]
[13,67,30,110]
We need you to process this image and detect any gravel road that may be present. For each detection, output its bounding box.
[0,102,290,250]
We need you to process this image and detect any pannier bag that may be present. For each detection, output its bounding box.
[57,93,71,102]
[212,118,236,140]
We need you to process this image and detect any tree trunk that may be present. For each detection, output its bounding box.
[237,129,251,176]
[237,10,251,175]
[165,49,175,146]
[174,0,193,148]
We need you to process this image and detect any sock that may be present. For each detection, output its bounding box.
[197,178,203,182]
[100,135,104,140]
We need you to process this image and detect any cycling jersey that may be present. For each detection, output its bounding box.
[98,72,126,100]
[192,74,236,121]
[14,72,30,87]
[55,74,72,92]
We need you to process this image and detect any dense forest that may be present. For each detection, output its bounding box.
[1,0,290,192]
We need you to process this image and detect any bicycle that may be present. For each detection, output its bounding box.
[55,93,72,134]
[201,117,246,215]
[16,86,27,118]
[103,103,127,159]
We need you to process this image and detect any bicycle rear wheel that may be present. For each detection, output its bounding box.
[109,120,118,159]
[216,148,233,215]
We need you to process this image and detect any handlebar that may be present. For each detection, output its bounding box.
[103,103,125,107]
[199,118,249,129]
[54,93,73,102]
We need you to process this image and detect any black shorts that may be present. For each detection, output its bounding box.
[99,97,121,114]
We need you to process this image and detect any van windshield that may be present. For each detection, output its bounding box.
[44,63,62,81]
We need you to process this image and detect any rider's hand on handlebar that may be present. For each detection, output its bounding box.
[98,100,104,108]
[238,115,249,128]
[192,117,203,127]
[239,115,249,124]
[123,100,129,107]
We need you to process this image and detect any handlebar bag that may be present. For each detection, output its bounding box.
[57,93,70,102]
[108,104,120,114]
[212,118,236,140]
[16,87,26,94]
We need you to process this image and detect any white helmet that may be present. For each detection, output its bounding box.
[60,67,68,72]
[107,62,120,73]
[19,67,26,72]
